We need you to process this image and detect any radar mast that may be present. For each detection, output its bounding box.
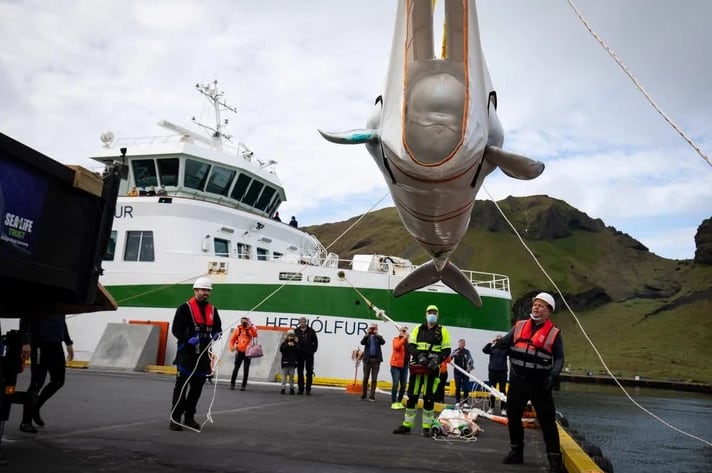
[192,80,238,152]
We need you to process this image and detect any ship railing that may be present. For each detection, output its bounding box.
[462,270,510,292]
[114,135,189,147]
[298,233,329,266]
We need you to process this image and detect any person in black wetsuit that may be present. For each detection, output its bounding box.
[19,314,74,432]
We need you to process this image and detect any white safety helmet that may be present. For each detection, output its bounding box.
[193,277,213,290]
[533,292,555,311]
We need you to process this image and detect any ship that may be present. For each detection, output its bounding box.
[68,81,513,383]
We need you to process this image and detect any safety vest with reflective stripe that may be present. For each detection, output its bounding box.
[187,297,214,334]
[509,319,559,372]
[410,323,451,355]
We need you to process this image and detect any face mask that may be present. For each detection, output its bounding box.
[426,314,438,324]
[529,313,541,322]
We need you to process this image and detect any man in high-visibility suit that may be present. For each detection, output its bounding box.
[393,304,451,437]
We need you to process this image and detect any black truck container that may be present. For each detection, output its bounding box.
[0,132,121,317]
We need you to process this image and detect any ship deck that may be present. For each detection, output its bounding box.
[1,369,560,472]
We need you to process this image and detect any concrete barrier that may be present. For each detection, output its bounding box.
[214,328,284,382]
[89,323,160,371]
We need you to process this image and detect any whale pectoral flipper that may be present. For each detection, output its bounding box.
[484,145,545,180]
[317,128,378,145]
[394,261,482,308]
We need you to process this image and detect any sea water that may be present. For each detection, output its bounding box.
[555,384,712,473]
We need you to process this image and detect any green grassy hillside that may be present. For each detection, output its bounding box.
[306,196,712,383]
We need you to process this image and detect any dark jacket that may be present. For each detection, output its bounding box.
[451,347,474,372]
[280,336,300,368]
[360,333,386,363]
[482,342,509,372]
[172,300,222,374]
[294,325,318,357]
[20,314,73,345]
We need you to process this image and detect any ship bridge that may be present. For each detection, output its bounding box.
[91,123,286,220]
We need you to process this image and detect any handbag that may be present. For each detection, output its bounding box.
[245,339,264,358]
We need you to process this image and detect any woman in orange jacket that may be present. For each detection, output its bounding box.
[389,326,409,409]
[229,317,258,390]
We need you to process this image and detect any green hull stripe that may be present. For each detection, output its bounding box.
[107,284,511,331]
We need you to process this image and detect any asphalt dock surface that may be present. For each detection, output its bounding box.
[1,369,550,472]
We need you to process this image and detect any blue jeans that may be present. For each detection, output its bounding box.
[390,366,408,402]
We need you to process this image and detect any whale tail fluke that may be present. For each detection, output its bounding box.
[394,260,482,308]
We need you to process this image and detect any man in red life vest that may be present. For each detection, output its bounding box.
[496,292,564,473]
[170,277,222,431]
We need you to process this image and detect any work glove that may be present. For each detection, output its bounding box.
[417,354,429,366]
[427,359,439,372]
[188,335,200,346]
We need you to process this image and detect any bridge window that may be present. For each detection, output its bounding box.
[273,251,283,261]
[184,159,211,191]
[243,181,264,207]
[157,158,179,186]
[214,238,230,257]
[231,174,252,201]
[267,197,282,218]
[103,230,117,261]
[124,231,154,262]
[132,159,158,189]
[206,166,236,196]
[255,186,276,211]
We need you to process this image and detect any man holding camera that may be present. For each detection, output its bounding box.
[393,305,451,437]
[295,317,318,395]
[360,323,385,401]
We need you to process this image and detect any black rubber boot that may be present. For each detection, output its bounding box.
[502,444,524,464]
[547,452,564,473]
[19,423,38,434]
[183,415,200,431]
[392,425,411,435]
[169,419,183,431]
[32,411,45,427]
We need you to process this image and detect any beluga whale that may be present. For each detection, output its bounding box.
[319,0,544,308]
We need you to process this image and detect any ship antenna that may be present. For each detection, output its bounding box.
[192,80,238,152]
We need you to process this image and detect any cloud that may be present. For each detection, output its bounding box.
[0,0,709,261]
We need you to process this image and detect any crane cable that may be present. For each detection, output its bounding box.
[483,184,712,448]
[566,0,711,168]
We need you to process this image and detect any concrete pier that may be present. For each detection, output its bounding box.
[0,369,561,472]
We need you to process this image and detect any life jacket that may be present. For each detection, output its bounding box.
[508,319,559,373]
[187,297,214,335]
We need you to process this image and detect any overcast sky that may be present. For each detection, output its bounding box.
[1,0,710,260]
